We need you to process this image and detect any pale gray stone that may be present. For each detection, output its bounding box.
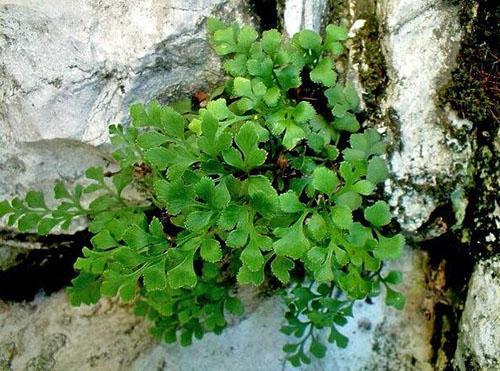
[378,0,472,232]
[283,0,327,37]
[0,0,253,223]
[455,256,500,371]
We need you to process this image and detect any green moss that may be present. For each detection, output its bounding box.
[437,0,499,256]
[350,2,389,119]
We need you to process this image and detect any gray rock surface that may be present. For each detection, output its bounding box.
[134,248,434,371]
[0,293,154,371]
[378,0,472,232]
[0,0,254,266]
[455,256,500,371]
[283,0,327,37]
[0,0,252,214]
[0,248,433,371]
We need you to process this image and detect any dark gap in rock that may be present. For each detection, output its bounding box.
[419,204,475,369]
[437,0,499,259]
[250,0,279,30]
[0,231,91,302]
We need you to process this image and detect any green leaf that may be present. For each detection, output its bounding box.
[279,191,305,213]
[212,27,237,55]
[25,191,47,209]
[386,287,406,310]
[154,179,194,215]
[136,131,168,149]
[37,218,59,235]
[225,297,244,316]
[67,272,101,306]
[237,264,264,285]
[297,29,322,50]
[257,88,277,108]
[122,225,152,249]
[364,201,392,227]
[53,182,71,199]
[374,234,405,260]
[185,211,213,231]
[114,247,145,267]
[262,29,281,55]
[112,168,134,196]
[17,213,42,232]
[237,25,258,51]
[306,213,327,241]
[143,260,167,291]
[198,111,232,157]
[206,99,232,120]
[367,157,389,184]
[277,65,301,90]
[352,180,375,196]
[168,252,197,289]
[310,58,337,87]
[200,238,222,263]
[144,147,171,170]
[160,106,185,139]
[224,54,247,76]
[293,101,316,123]
[331,204,353,229]
[91,230,117,250]
[85,166,105,183]
[312,167,339,195]
[328,327,349,348]
[309,339,327,358]
[343,129,385,161]
[274,214,310,259]
[333,114,360,133]
[240,243,264,272]
[271,256,294,284]
[384,271,403,284]
[326,25,348,42]
[0,200,13,217]
[233,77,253,97]
[195,177,230,210]
[223,122,266,171]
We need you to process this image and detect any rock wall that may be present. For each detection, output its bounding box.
[0,0,498,370]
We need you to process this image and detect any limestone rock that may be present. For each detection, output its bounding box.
[0,248,433,371]
[133,248,433,371]
[455,256,500,371]
[0,292,154,371]
[379,0,472,232]
[0,0,255,268]
[283,0,327,37]
[0,0,253,221]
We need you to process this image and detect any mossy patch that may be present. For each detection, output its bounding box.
[437,0,499,257]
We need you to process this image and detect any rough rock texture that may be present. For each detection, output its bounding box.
[0,293,154,371]
[0,0,491,370]
[0,0,254,266]
[0,0,252,209]
[0,248,433,371]
[283,0,327,36]
[134,248,434,371]
[455,256,500,371]
[379,0,472,232]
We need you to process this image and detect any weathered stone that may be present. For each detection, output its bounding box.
[0,0,255,267]
[133,248,433,370]
[0,0,253,219]
[378,0,472,232]
[0,248,433,371]
[455,256,500,371]
[283,0,327,36]
[0,293,154,371]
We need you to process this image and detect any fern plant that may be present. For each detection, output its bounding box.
[0,18,405,366]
